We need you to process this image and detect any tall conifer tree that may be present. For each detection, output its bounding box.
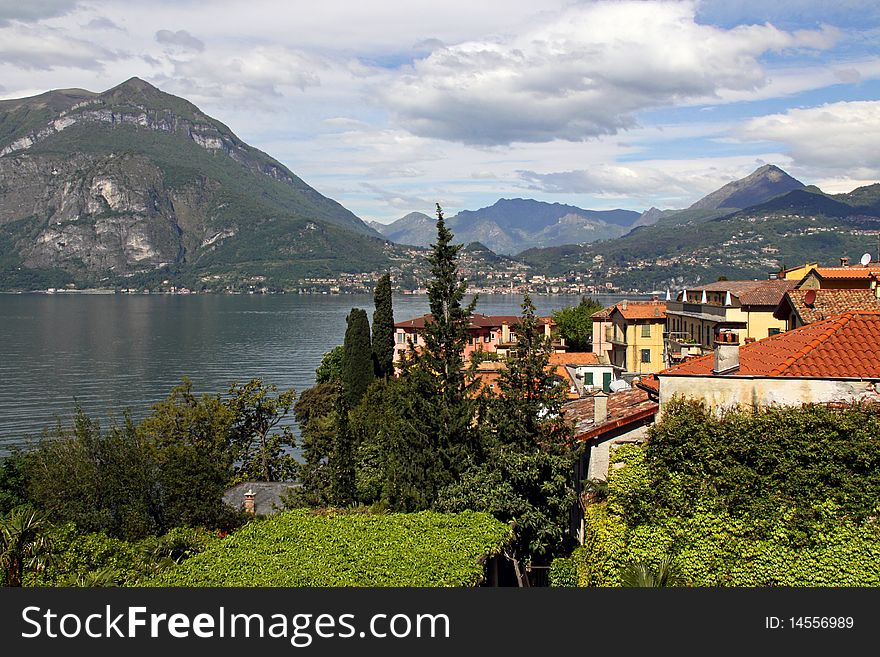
[371,273,395,379]
[342,308,373,406]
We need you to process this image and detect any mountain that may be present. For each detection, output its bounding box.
[372,211,435,246]
[688,164,804,211]
[0,77,389,290]
[519,166,880,290]
[374,199,638,253]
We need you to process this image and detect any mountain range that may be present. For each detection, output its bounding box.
[372,199,639,254]
[0,77,391,290]
[1,78,879,292]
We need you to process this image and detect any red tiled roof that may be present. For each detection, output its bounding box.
[684,279,795,306]
[776,289,880,325]
[611,301,666,320]
[660,311,880,379]
[736,279,797,306]
[813,267,880,280]
[635,374,660,394]
[548,352,601,367]
[591,307,611,320]
[563,388,658,441]
[395,313,551,329]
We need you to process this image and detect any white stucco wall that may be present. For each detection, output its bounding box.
[587,424,651,481]
[658,376,880,413]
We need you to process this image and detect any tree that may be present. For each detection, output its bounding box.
[226,379,298,482]
[551,296,604,351]
[139,379,238,530]
[28,409,163,541]
[315,345,345,385]
[330,389,356,506]
[437,295,578,584]
[372,273,395,379]
[288,382,339,508]
[0,506,53,587]
[409,204,480,480]
[342,308,374,406]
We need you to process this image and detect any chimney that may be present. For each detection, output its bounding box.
[620,299,628,311]
[244,488,256,515]
[713,332,740,374]
[593,390,609,425]
[840,256,850,267]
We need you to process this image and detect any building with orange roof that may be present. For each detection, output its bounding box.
[774,288,880,329]
[796,262,880,295]
[664,279,796,366]
[590,306,613,361]
[393,312,564,366]
[548,351,621,396]
[656,311,880,412]
[607,299,667,375]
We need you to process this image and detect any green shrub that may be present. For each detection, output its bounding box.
[143,509,511,587]
[549,558,576,587]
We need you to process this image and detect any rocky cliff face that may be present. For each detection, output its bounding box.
[0,78,385,288]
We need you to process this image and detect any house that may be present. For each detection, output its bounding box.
[393,313,563,365]
[607,299,666,375]
[548,351,621,396]
[796,264,880,294]
[771,261,818,281]
[223,481,300,516]
[591,307,613,361]
[774,288,880,330]
[565,388,659,482]
[656,311,880,412]
[664,279,795,365]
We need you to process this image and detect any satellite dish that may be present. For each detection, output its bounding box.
[804,289,817,307]
[861,253,872,266]
[609,379,629,392]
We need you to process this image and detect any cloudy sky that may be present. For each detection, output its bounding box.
[2,0,880,222]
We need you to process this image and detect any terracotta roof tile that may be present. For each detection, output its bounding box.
[684,279,795,306]
[778,289,880,325]
[395,313,551,329]
[563,388,658,441]
[813,267,880,280]
[611,300,666,320]
[660,311,880,379]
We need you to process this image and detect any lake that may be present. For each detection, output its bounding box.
[0,292,642,453]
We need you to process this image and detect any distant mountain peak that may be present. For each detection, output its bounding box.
[689,164,804,211]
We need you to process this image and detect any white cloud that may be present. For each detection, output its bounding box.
[0,24,118,69]
[0,0,79,24]
[380,1,837,145]
[155,28,204,52]
[740,101,880,178]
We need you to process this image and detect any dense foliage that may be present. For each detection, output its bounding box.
[573,401,880,586]
[437,295,578,579]
[144,509,511,587]
[342,308,374,406]
[315,345,344,385]
[371,272,395,379]
[551,296,604,351]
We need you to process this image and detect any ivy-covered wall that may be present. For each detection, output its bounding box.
[572,400,880,586]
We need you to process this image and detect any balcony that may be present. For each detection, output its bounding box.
[665,300,730,322]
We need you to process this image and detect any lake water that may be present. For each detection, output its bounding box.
[0,292,641,453]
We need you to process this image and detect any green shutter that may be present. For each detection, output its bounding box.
[602,372,612,392]
[585,372,594,385]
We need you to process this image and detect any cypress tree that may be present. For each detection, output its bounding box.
[330,385,356,507]
[399,204,480,499]
[342,308,373,406]
[372,273,395,379]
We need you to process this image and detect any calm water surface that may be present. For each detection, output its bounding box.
[0,292,640,452]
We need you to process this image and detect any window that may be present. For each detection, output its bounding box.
[484,334,491,343]
[768,327,781,336]
[640,349,651,363]
[641,324,651,338]
[396,332,405,344]
[490,332,496,341]
[584,372,594,385]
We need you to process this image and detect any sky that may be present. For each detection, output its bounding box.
[2,0,880,223]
